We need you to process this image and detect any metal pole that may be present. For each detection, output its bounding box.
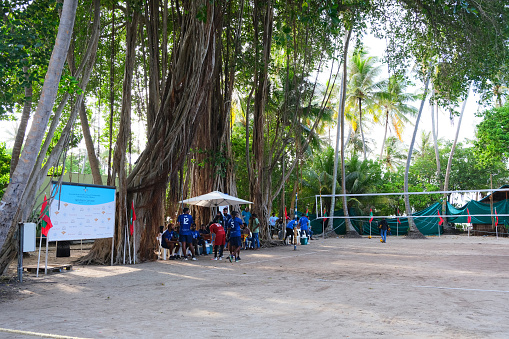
[17,223,23,283]
[282,151,286,242]
[123,227,126,265]
[496,207,499,239]
[110,233,115,266]
[369,221,372,238]
[36,232,43,278]
[295,192,298,219]
[133,220,136,264]
[44,237,49,275]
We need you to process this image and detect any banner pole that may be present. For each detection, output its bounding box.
[44,239,49,275]
[110,234,115,266]
[123,228,126,265]
[133,220,136,264]
[126,223,131,264]
[36,234,43,278]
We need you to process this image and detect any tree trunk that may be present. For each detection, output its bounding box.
[328,26,356,236]
[82,6,139,264]
[123,1,218,263]
[250,0,273,240]
[0,0,78,274]
[430,96,441,189]
[78,101,103,185]
[442,83,470,233]
[404,69,431,239]
[359,97,367,161]
[10,67,32,176]
[379,110,389,160]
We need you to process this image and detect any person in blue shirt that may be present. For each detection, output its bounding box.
[222,207,231,225]
[299,215,310,239]
[161,223,179,259]
[227,210,243,262]
[222,208,231,250]
[177,207,197,260]
[285,218,297,245]
[191,223,207,256]
[241,207,251,227]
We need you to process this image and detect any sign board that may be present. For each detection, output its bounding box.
[23,223,36,252]
[48,182,116,241]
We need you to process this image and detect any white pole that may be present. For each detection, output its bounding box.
[36,235,43,278]
[123,228,126,265]
[496,208,499,239]
[110,234,115,266]
[126,223,131,264]
[369,221,372,238]
[44,239,49,275]
[133,220,136,264]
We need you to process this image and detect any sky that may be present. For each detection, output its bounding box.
[324,33,484,158]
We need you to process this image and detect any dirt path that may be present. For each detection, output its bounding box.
[2,235,509,338]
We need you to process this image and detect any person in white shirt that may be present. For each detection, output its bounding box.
[268,212,279,237]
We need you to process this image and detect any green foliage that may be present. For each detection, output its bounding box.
[475,105,509,167]
[0,0,58,116]
[370,0,509,103]
[0,143,11,198]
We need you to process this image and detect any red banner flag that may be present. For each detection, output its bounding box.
[467,208,471,223]
[306,208,309,217]
[397,208,401,224]
[495,208,499,227]
[438,209,444,226]
[285,207,289,220]
[130,201,136,236]
[323,208,327,220]
[369,209,373,222]
[40,195,53,236]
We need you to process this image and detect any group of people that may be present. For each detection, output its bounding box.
[160,207,212,261]
[160,207,318,262]
[160,207,266,263]
[282,214,315,244]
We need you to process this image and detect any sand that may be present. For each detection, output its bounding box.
[1,235,509,338]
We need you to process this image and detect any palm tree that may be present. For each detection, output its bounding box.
[381,136,407,171]
[345,49,383,160]
[376,74,417,160]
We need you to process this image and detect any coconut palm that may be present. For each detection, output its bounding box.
[375,74,417,160]
[381,136,407,171]
[345,49,383,160]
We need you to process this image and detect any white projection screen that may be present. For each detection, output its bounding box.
[48,181,116,241]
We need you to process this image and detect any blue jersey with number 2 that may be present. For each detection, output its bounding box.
[178,214,194,235]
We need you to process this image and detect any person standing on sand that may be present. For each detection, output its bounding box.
[299,214,310,240]
[251,213,260,249]
[242,207,251,227]
[227,211,243,262]
[379,218,389,243]
[177,207,197,260]
[268,212,279,236]
[209,216,226,260]
[285,218,297,245]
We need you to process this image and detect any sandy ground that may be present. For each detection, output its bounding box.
[1,235,509,338]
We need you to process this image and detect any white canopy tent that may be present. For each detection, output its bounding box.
[179,191,253,207]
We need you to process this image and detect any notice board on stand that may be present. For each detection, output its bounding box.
[48,181,116,241]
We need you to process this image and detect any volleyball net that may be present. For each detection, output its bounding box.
[305,188,509,237]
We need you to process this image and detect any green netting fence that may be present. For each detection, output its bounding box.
[302,199,509,236]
